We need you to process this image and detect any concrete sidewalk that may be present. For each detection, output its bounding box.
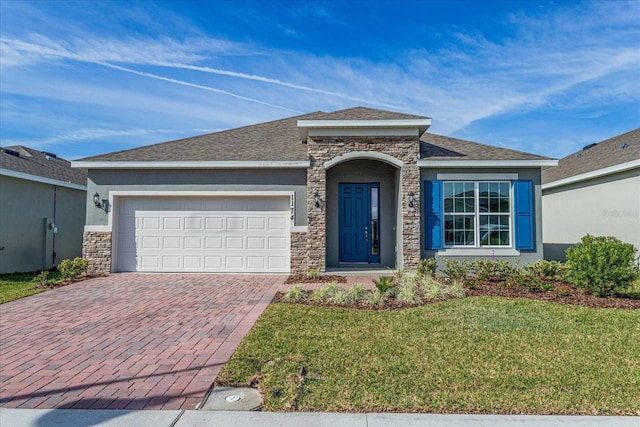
[1,409,638,427]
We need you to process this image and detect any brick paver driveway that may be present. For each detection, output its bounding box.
[0,274,284,410]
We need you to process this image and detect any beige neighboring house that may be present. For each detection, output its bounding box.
[0,146,87,273]
[542,128,640,261]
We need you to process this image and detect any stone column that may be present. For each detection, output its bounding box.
[306,154,327,272]
[82,231,112,276]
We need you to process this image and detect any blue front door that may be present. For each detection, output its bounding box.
[339,183,380,264]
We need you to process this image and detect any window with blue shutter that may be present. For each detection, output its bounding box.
[424,180,443,249]
[514,180,534,250]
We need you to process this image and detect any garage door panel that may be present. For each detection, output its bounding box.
[226,217,244,230]
[142,217,161,230]
[184,236,203,249]
[268,217,287,230]
[116,197,290,273]
[205,237,223,249]
[185,217,202,229]
[163,236,181,249]
[247,237,265,249]
[226,257,244,269]
[226,236,244,249]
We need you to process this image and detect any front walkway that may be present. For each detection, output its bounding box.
[0,274,284,410]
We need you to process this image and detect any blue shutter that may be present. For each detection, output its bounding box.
[424,180,443,249]
[514,180,534,250]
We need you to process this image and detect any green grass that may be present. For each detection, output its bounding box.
[217,298,640,414]
[0,271,63,303]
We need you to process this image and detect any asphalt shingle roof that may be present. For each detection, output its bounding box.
[0,146,87,186]
[77,106,549,163]
[419,133,553,161]
[78,107,431,163]
[542,128,640,184]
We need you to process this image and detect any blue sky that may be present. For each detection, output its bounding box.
[1,0,638,160]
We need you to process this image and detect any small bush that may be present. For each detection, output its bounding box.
[58,257,89,279]
[396,274,420,303]
[417,258,438,277]
[282,285,307,302]
[32,270,50,287]
[367,289,386,306]
[443,260,471,280]
[311,281,339,303]
[373,276,394,294]
[525,260,568,280]
[565,235,639,297]
[448,280,466,298]
[329,289,350,305]
[421,275,446,300]
[345,283,367,302]
[305,268,320,280]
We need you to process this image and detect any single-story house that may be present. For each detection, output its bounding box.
[542,128,640,260]
[0,146,87,273]
[72,107,557,275]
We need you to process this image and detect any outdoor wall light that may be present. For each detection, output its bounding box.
[93,192,102,208]
[408,192,415,209]
[314,191,321,209]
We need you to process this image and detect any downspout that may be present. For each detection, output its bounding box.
[52,185,57,267]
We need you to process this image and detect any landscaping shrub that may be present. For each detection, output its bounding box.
[565,235,639,297]
[366,289,386,306]
[373,276,394,294]
[443,259,471,280]
[420,275,446,300]
[58,257,89,279]
[305,268,320,280]
[282,285,307,302]
[448,280,466,298]
[417,258,438,277]
[345,283,367,302]
[32,270,50,287]
[396,274,421,303]
[311,282,339,303]
[525,260,568,280]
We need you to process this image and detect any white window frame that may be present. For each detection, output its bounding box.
[436,173,520,257]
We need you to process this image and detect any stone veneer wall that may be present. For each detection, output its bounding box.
[290,231,308,274]
[307,136,421,272]
[83,231,112,276]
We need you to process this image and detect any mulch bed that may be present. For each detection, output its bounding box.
[284,274,347,284]
[280,276,640,310]
[465,281,640,309]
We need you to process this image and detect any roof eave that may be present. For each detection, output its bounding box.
[542,159,640,190]
[418,159,558,168]
[71,160,311,169]
[0,168,87,190]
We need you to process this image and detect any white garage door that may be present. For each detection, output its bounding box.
[114,196,290,273]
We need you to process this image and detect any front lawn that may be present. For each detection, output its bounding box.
[217,298,640,414]
[0,271,63,303]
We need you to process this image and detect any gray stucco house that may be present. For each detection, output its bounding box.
[72,107,557,275]
[0,146,87,273]
[542,128,640,260]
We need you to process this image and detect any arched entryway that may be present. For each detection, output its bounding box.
[325,157,402,269]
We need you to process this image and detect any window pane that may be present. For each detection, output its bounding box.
[445,214,475,246]
[445,182,475,213]
[480,215,510,246]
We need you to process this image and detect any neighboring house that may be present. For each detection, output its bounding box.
[72,107,557,275]
[542,128,640,261]
[0,146,87,274]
